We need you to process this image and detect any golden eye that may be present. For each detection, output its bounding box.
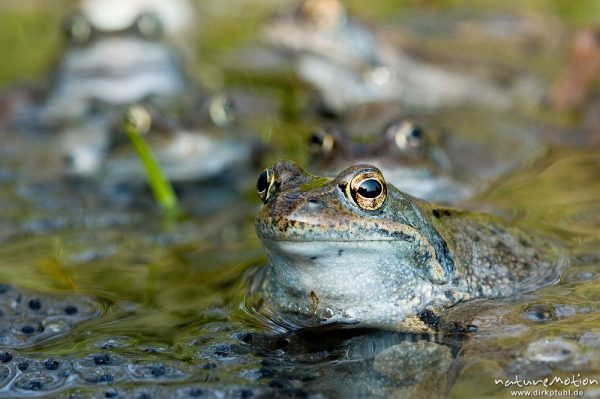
[136,12,163,40]
[308,128,335,156]
[64,14,92,45]
[392,120,424,150]
[346,171,387,211]
[257,168,277,204]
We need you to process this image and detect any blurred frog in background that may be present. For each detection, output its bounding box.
[8,0,256,185]
[262,0,544,115]
[40,0,195,126]
[306,110,542,206]
[307,119,472,204]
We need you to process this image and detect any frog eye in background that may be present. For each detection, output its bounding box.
[209,94,236,127]
[346,171,387,211]
[300,0,345,29]
[135,12,163,40]
[390,120,424,150]
[64,14,93,45]
[257,168,277,204]
[308,128,335,156]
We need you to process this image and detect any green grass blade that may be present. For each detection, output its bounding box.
[122,105,180,214]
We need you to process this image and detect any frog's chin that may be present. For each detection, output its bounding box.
[261,239,446,331]
[54,39,185,106]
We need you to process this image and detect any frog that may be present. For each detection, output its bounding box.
[97,102,256,185]
[307,118,472,204]
[252,160,570,332]
[8,0,257,184]
[262,0,542,114]
[36,0,196,128]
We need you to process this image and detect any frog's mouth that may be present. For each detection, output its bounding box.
[261,237,408,262]
[256,214,421,244]
[261,236,403,243]
[56,37,185,104]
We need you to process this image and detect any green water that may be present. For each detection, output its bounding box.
[0,0,599,398]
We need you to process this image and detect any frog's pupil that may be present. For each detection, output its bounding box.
[357,179,382,198]
[310,133,324,146]
[224,98,234,113]
[257,170,269,193]
[409,127,422,139]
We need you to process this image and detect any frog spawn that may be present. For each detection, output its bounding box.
[0,285,100,348]
[0,350,232,397]
[0,324,263,398]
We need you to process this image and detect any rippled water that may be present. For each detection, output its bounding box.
[0,1,599,398]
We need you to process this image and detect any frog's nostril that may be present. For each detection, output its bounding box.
[306,197,324,210]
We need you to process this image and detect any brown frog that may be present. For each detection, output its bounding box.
[252,161,570,332]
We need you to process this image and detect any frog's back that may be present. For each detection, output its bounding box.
[430,208,570,299]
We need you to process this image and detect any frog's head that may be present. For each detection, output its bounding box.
[262,0,388,113]
[43,0,194,121]
[262,0,350,54]
[78,0,194,39]
[254,161,457,331]
[272,0,347,33]
[297,0,347,30]
[309,119,446,168]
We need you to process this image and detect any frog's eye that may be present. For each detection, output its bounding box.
[257,168,277,204]
[308,128,335,156]
[209,94,236,127]
[390,120,425,150]
[300,0,344,29]
[346,171,387,211]
[135,12,163,40]
[64,14,92,45]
